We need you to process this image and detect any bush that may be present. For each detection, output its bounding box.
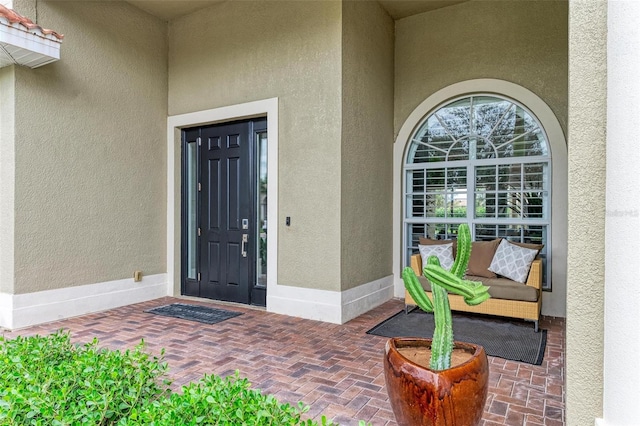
[120,372,336,426]
[0,331,169,425]
[0,332,364,426]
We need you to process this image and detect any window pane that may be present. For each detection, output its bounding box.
[426,169,445,191]
[408,168,468,218]
[256,131,268,287]
[475,191,493,219]
[498,164,522,191]
[475,165,496,219]
[448,139,470,161]
[473,96,513,139]
[445,168,467,218]
[186,142,197,280]
[475,136,496,160]
[497,191,522,219]
[407,222,462,254]
[474,224,545,246]
[407,194,424,217]
[472,162,550,220]
[408,115,452,163]
[436,98,471,140]
[408,170,425,192]
[492,105,548,157]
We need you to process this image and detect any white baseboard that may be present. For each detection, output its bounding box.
[0,273,392,329]
[0,274,168,330]
[341,275,394,322]
[266,275,394,324]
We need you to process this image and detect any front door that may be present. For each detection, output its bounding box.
[181,118,267,305]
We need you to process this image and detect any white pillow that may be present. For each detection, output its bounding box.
[488,239,538,283]
[418,243,454,272]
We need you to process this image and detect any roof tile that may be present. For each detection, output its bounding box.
[0,4,63,40]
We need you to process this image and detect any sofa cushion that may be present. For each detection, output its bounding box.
[419,237,457,259]
[467,239,501,278]
[418,243,454,271]
[416,274,539,302]
[488,239,538,283]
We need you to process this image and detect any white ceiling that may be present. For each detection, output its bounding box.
[126,0,467,22]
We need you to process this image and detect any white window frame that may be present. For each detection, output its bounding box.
[393,79,567,315]
[402,93,553,289]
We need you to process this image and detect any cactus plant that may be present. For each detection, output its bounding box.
[402,224,491,370]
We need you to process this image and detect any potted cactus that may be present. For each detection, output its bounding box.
[383,224,491,426]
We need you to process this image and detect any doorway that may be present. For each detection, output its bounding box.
[181,117,267,306]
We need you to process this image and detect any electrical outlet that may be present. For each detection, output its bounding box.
[133,271,142,282]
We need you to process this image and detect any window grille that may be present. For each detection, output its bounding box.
[404,95,552,289]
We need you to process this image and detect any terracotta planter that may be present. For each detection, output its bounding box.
[384,337,489,426]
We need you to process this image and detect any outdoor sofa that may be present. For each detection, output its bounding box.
[405,239,543,332]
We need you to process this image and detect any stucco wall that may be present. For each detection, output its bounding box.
[340,1,394,290]
[395,0,569,316]
[0,66,15,294]
[11,0,168,293]
[169,1,343,291]
[395,0,568,136]
[566,1,607,424]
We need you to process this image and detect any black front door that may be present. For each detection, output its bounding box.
[181,118,266,305]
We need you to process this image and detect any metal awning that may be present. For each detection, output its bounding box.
[0,4,63,69]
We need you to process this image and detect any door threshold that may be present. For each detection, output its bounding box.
[175,295,266,312]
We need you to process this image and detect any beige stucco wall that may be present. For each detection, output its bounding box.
[566,1,606,424]
[169,1,343,291]
[10,0,168,293]
[0,66,15,294]
[340,1,394,290]
[395,0,569,316]
[395,0,568,136]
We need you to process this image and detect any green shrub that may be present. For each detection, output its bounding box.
[120,372,336,426]
[0,332,367,426]
[0,331,170,425]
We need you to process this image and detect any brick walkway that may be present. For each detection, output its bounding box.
[2,297,564,425]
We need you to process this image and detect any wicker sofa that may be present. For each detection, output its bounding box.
[405,253,543,331]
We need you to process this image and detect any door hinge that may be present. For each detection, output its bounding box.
[198,182,201,191]
[197,272,201,281]
[197,137,202,146]
[198,227,201,236]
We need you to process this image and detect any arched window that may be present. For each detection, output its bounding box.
[404,94,552,289]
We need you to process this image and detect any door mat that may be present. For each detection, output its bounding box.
[367,309,547,365]
[145,303,243,325]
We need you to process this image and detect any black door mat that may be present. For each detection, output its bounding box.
[367,309,547,365]
[145,303,243,325]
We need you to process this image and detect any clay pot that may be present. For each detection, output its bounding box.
[384,337,489,426]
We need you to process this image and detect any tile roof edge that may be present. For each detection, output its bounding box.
[0,4,64,40]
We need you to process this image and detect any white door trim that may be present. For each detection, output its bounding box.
[166,98,279,305]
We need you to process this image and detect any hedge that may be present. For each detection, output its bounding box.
[0,331,365,426]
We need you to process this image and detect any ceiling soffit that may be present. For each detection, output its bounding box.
[0,4,63,68]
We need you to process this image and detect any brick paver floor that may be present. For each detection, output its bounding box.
[1,297,564,425]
